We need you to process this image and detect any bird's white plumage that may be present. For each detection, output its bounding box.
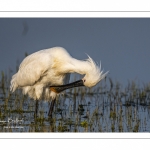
[10,47,108,100]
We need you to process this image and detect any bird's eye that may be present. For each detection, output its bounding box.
[83,79,86,82]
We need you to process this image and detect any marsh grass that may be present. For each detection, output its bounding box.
[0,69,150,132]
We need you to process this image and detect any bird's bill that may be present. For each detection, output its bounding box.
[50,80,84,93]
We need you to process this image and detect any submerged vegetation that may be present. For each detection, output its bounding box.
[0,69,150,132]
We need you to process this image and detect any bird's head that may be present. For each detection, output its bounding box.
[82,56,108,87]
[50,56,108,93]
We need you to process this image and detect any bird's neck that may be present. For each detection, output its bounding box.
[65,58,90,75]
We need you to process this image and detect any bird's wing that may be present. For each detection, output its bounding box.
[16,50,50,87]
[19,50,44,69]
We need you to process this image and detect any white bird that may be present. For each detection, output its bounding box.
[10,47,108,117]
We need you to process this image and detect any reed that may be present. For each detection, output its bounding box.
[0,67,150,132]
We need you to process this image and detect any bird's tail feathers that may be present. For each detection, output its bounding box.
[10,73,18,92]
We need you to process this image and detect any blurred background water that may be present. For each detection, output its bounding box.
[0,18,150,86]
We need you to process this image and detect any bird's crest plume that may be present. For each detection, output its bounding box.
[85,54,109,83]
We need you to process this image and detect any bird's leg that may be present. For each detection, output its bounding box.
[34,100,39,118]
[48,98,56,118]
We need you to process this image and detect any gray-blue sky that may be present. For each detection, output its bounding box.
[0,18,150,85]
